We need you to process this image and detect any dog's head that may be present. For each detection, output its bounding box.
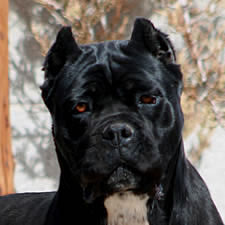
[41,18,184,203]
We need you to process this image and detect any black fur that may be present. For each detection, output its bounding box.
[0,17,223,225]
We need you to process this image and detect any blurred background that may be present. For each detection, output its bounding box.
[1,0,225,220]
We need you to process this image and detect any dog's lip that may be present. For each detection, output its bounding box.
[105,165,141,193]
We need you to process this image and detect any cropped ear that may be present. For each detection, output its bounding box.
[43,26,82,79]
[130,18,176,64]
[41,27,81,111]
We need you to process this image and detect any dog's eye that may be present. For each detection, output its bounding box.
[74,102,88,113]
[140,95,157,104]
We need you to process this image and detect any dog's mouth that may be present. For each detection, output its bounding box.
[105,165,141,193]
[82,165,143,203]
[81,161,162,204]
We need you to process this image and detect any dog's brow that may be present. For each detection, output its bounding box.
[119,75,161,94]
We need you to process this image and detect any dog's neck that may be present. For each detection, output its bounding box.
[104,192,149,225]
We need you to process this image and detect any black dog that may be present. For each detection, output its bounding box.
[0,18,223,225]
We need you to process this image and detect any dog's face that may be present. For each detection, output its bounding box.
[41,18,183,203]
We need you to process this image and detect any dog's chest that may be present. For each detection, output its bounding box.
[104,192,149,225]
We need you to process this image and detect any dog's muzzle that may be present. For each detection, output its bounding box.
[101,122,143,194]
[80,119,161,203]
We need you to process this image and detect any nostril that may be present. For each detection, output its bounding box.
[103,127,115,141]
[121,126,133,139]
[107,129,115,141]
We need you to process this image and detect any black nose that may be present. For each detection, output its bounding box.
[103,123,134,146]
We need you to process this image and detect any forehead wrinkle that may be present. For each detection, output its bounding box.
[80,40,146,90]
[90,40,134,87]
[59,40,167,102]
[86,42,114,86]
[53,41,134,103]
[62,43,113,95]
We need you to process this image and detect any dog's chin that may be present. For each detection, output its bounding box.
[105,166,141,194]
[82,165,146,204]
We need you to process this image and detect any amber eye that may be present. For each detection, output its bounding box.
[74,102,88,113]
[140,95,157,104]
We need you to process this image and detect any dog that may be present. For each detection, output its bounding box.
[0,17,224,225]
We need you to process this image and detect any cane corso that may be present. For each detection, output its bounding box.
[0,18,224,225]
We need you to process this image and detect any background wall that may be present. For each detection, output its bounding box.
[9,0,225,221]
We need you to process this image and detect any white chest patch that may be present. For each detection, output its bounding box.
[104,192,149,225]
